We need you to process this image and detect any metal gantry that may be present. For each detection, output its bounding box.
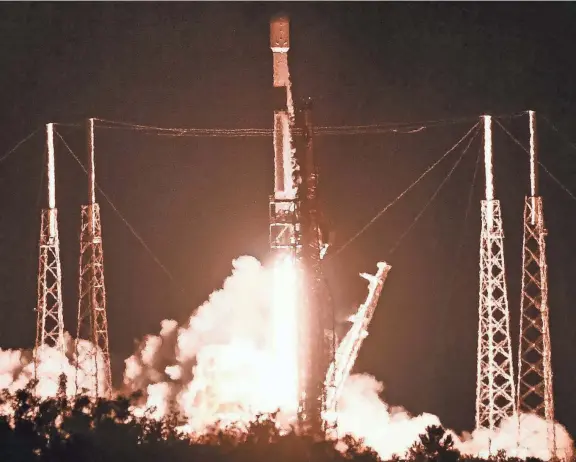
[475,116,517,442]
[325,262,391,416]
[75,118,112,398]
[35,123,66,383]
[296,100,334,434]
[517,111,555,456]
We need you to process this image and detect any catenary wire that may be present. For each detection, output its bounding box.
[78,111,524,138]
[494,119,576,203]
[0,128,40,165]
[387,126,480,256]
[54,130,185,294]
[325,122,480,260]
[541,114,576,154]
[442,146,482,313]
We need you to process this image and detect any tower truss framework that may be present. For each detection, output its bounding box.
[35,209,65,354]
[75,119,112,398]
[517,111,555,456]
[296,100,333,434]
[476,200,517,433]
[476,115,516,440]
[517,197,555,451]
[35,123,66,392]
[75,202,112,397]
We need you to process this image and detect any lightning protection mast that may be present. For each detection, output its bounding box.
[517,111,555,457]
[75,118,112,398]
[35,123,65,387]
[475,115,516,450]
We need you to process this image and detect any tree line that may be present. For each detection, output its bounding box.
[0,377,545,462]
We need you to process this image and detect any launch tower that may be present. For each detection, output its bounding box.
[296,99,335,432]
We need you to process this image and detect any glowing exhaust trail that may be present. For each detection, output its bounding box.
[271,253,300,412]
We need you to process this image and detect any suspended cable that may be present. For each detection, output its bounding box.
[387,127,480,256]
[54,130,184,293]
[0,128,39,165]
[326,122,480,260]
[442,145,482,309]
[494,119,576,203]
[541,114,576,154]
[87,111,524,139]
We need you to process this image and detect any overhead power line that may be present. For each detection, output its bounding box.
[494,119,576,204]
[54,130,184,294]
[326,121,480,260]
[541,114,576,155]
[0,128,40,165]
[52,111,524,138]
[387,126,480,255]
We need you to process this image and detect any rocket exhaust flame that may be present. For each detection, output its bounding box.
[271,253,300,413]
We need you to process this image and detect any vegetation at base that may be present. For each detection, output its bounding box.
[0,377,544,462]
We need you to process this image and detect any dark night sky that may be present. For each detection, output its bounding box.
[2,2,576,436]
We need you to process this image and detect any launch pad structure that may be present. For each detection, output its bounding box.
[268,14,331,432]
[268,15,392,434]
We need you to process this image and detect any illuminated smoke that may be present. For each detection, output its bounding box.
[335,372,573,460]
[0,332,107,398]
[121,255,573,459]
[270,253,300,413]
[334,374,443,459]
[123,256,299,432]
[456,413,573,460]
[0,255,572,459]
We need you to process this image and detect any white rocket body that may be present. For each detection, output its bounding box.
[270,16,297,202]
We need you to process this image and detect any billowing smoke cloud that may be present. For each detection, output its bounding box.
[123,256,293,430]
[0,255,573,460]
[0,332,109,398]
[334,373,573,460]
[334,374,443,459]
[122,255,574,459]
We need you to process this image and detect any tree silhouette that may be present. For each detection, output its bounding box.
[0,385,553,462]
[408,425,460,462]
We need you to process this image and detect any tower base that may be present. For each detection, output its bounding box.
[75,203,112,398]
[476,200,516,443]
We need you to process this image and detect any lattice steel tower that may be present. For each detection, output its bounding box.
[517,111,555,453]
[75,118,112,397]
[476,115,517,438]
[35,123,65,365]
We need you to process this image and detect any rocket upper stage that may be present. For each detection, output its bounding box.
[270,15,291,92]
[270,15,290,52]
[270,14,296,201]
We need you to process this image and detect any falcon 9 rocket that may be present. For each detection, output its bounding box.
[268,15,329,434]
[269,14,300,253]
